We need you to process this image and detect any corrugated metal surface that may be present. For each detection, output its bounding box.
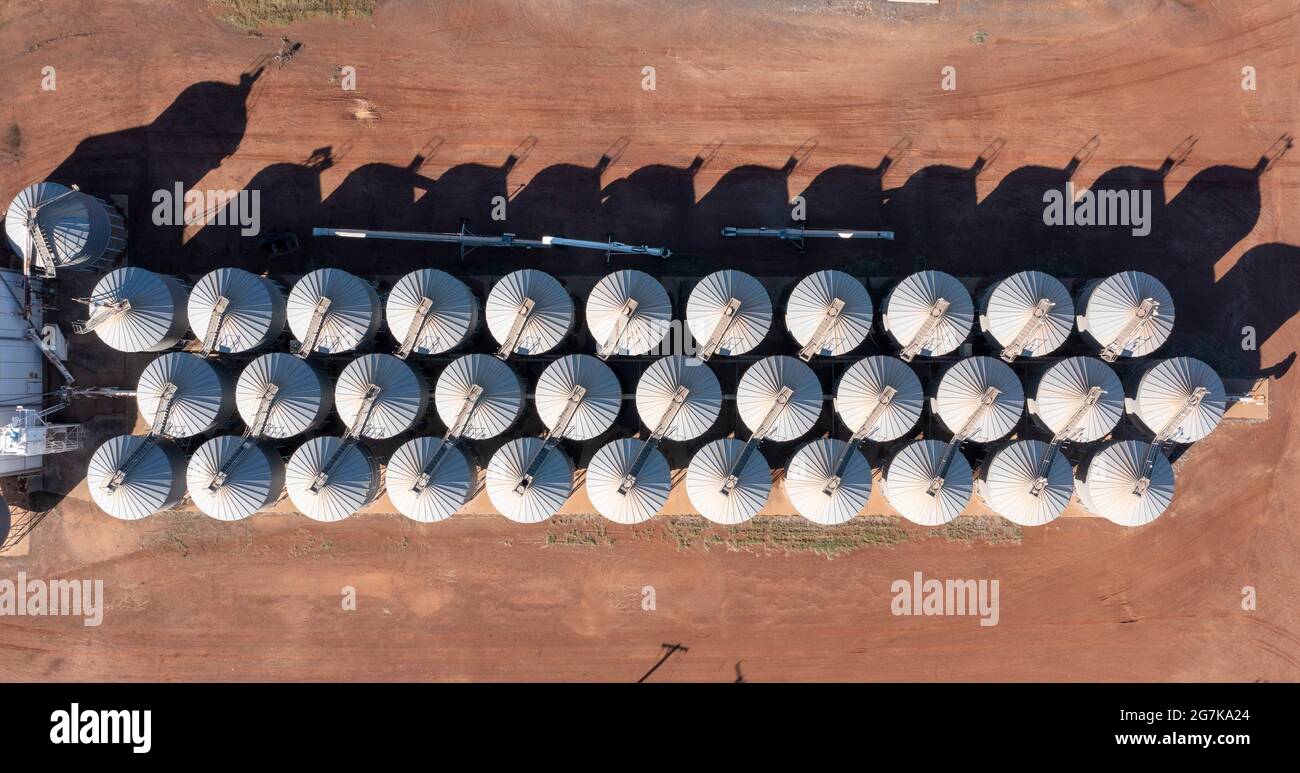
[5,182,125,269]
[686,270,772,356]
[784,438,871,525]
[434,354,524,440]
[137,353,235,438]
[834,355,924,442]
[1076,271,1175,358]
[287,268,382,355]
[85,267,189,352]
[486,437,573,523]
[87,435,187,520]
[188,268,286,354]
[785,270,874,357]
[881,270,973,357]
[534,354,621,441]
[485,269,573,356]
[634,355,722,441]
[586,270,672,356]
[285,437,381,522]
[334,354,429,439]
[385,436,474,523]
[1075,439,1174,526]
[979,270,1074,357]
[1029,356,1124,442]
[385,269,479,355]
[585,438,670,524]
[883,439,973,526]
[186,435,285,521]
[931,356,1024,442]
[235,353,332,439]
[975,440,1072,526]
[736,355,823,442]
[1130,357,1226,443]
[686,438,771,525]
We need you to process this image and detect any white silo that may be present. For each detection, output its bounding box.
[137,353,236,438]
[485,269,574,358]
[5,182,126,274]
[236,353,332,439]
[385,436,474,523]
[285,436,382,522]
[881,270,973,361]
[635,355,722,441]
[1028,356,1123,442]
[287,268,382,357]
[1076,271,1175,361]
[87,435,187,520]
[930,356,1024,443]
[188,267,286,355]
[186,435,285,521]
[335,354,429,440]
[1075,439,1175,526]
[882,439,973,526]
[1128,357,1226,443]
[978,270,1074,361]
[834,355,924,442]
[976,439,1072,526]
[736,355,823,443]
[535,354,622,441]
[586,269,673,358]
[686,438,771,525]
[585,437,671,525]
[784,438,872,526]
[386,268,479,358]
[486,437,574,523]
[686,269,772,360]
[785,269,874,360]
[434,354,524,441]
[77,267,189,353]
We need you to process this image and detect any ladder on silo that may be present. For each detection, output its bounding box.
[1132,386,1208,496]
[103,382,179,493]
[72,294,132,336]
[207,384,279,491]
[514,385,587,494]
[797,297,846,362]
[22,185,80,280]
[394,296,438,360]
[719,386,793,497]
[898,298,951,363]
[618,386,690,495]
[1028,386,1104,497]
[822,385,897,496]
[999,298,1057,363]
[595,297,639,360]
[697,297,744,362]
[410,384,484,494]
[1099,297,1160,362]
[309,383,382,493]
[293,296,333,358]
[198,296,232,356]
[494,297,536,360]
[926,386,1000,496]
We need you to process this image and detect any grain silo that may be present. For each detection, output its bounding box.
[485,269,574,358]
[486,436,574,523]
[834,355,924,442]
[586,269,673,359]
[686,438,771,525]
[386,268,479,358]
[335,354,429,440]
[287,268,382,357]
[86,434,187,520]
[686,269,772,360]
[188,267,286,355]
[785,269,874,360]
[881,270,973,361]
[535,354,622,441]
[235,353,332,439]
[978,270,1074,361]
[930,356,1024,443]
[784,438,872,526]
[285,436,382,522]
[585,437,671,525]
[975,439,1072,526]
[137,353,235,438]
[435,353,525,441]
[77,267,189,353]
[1075,439,1175,526]
[882,439,973,526]
[1128,357,1226,444]
[1076,271,1175,361]
[736,355,823,443]
[384,436,474,523]
[1028,356,1123,442]
[5,182,125,274]
[634,355,722,442]
[186,435,285,521]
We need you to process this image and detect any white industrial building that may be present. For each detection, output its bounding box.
[634,355,722,441]
[1028,356,1124,442]
[334,353,429,440]
[86,434,188,520]
[80,267,189,353]
[534,354,621,441]
[834,355,924,442]
[1076,271,1175,360]
[434,353,524,440]
[235,353,333,439]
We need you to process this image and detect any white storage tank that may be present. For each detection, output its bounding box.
[434,353,524,440]
[534,354,622,441]
[785,269,874,358]
[978,270,1074,359]
[137,353,236,438]
[186,435,285,521]
[87,435,187,520]
[834,355,924,442]
[285,436,382,522]
[486,437,574,523]
[586,269,673,357]
[634,355,722,441]
[1075,439,1175,526]
[585,437,671,525]
[384,436,474,523]
[930,356,1024,443]
[882,439,973,526]
[335,354,429,439]
[188,267,286,354]
[82,267,189,353]
[1127,357,1226,443]
[1028,356,1124,442]
[5,182,126,271]
[881,270,973,359]
[686,438,771,525]
[386,268,479,356]
[485,269,574,357]
[975,439,1072,526]
[686,269,772,358]
[1075,271,1175,359]
[287,268,382,356]
[784,438,872,526]
[736,355,823,443]
[236,353,333,439]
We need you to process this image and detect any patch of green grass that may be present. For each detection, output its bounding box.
[936,516,1023,545]
[215,0,375,29]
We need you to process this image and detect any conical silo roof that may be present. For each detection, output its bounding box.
[188,267,286,354]
[1131,357,1226,443]
[385,437,474,523]
[882,439,973,526]
[236,353,332,439]
[785,270,874,358]
[1075,440,1174,526]
[979,270,1074,358]
[386,269,479,356]
[1030,356,1123,442]
[881,270,973,358]
[1077,271,1175,358]
[785,438,871,525]
[686,438,771,525]
[5,182,125,269]
[634,355,722,441]
[535,354,622,441]
[285,436,381,522]
[287,268,381,356]
[585,438,670,525]
[485,269,573,356]
[186,435,285,521]
[736,355,823,442]
[486,437,573,523]
[686,270,772,357]
[335,354,429,440]
[587,270,673,357]
[84,267,189,353]
[976,440,1072,526]
[435,354,524,440]
[137,353,235,438]
[931,356,1024,442]
[86,435,187,520]
[834,355,924,442]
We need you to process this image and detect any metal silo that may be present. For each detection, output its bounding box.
[585,437,671,525]
[486,437,574,523]
[931,356,1024,443]
[736,356,823,443]
[5,182,125,274]
[186,435,285,521]
[635,354,722,442]
[586,269,673,359]
[882,439,973,526]
[834,355,924,443]
[881,270,973,361]
[785,269,874,360]
[485,269,574,358]
[1076,271,1175,361]
[784,438,872,526]
[87,434,187,520]
[686,438,771,525]
[137,353,235,438]
[335,354,429,440]
[385,436,474,523]
[386,269,479,358]
[287,268,382,357]
[285,436,382,522]
[236,353,332,439]
[535,354,622,441]
[975,439,1072,526]
[1028,356,1123,442]
[1075,439,1175,526]
[188,267,286,355]
[435,354,524,441]
[76,267,189,353]
[1128,357,1226,444]
[686,269,772,360]
[978,270,1074,361]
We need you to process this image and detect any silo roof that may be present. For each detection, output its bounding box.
[486,437,573,523]
[4,182,114,267]
[686,438,771,525]
[883,270,973,357]
[784,438,872,525]
[285,436,379,522]
[534,354,622,441]
[385,436,474,523]
[1032,356,1123,442]
[386,269,478,356]
[1133,357,1226,443]
[137,353,232,438]
[634,355,722,441]
[834,355,924,442]
[785,270,874,357]
[1079,271,1175,358]
[85,267,186,352]
[87,435,187,520]
[686,270,772,357]
[485,269,573,356]
[585,438,671,525]
[586,270,673,357]
[977,440,1072,526]
[980,270,1074,357]
[287,268,380,355]
[186,435,285,521]
[932,356,1024,442]
[189,267,285,354]
[736,355,823,442]
[236,353,331,439]
[883,439,973,526]
[435,354,524,440]
[1076,440,1174,526]
[335,354,429,439]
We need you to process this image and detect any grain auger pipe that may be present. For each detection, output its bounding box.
[104,382,179,493]
[1028,386,1103,497]
[207,384,280,492]
[1132,386,1208,496]
[410,384,484,495]
[312,227,670,262]
[1099,297,1160,362]
[999,298,1057,363]
[926,386,1001,496]
[823,385,897,496]
[514,385,587,495]
[618,385,690,496]
[721,226,894,251]
[720,386,794,497]
[898,298,951,363]
[309,383,382,494]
